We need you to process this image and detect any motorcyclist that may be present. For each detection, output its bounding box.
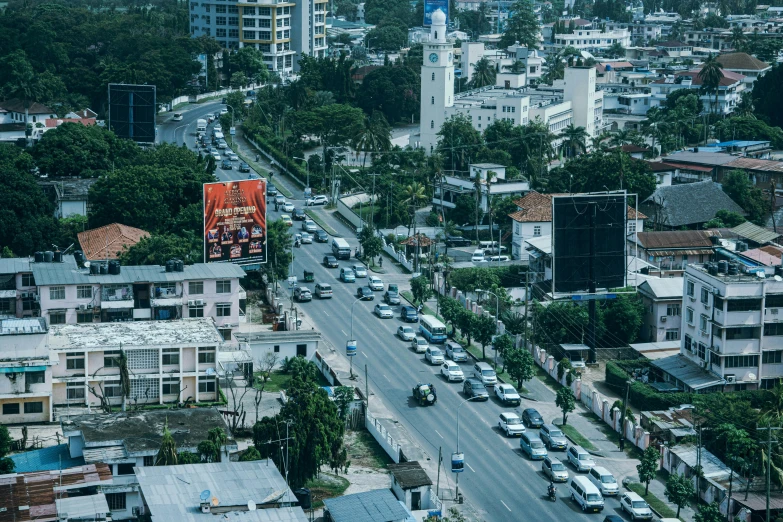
[294,239,301,248]
[547,481,556,498]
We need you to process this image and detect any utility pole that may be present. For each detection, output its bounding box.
[523,268,530,350]
[618,379,631,450]
[771,180,777,234]
[587,201,597,364]
[758,425,782,522]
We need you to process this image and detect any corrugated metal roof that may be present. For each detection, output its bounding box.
[726,157,783,173]
[651,355,724,390]
[0,257,32,274]
[9,444,85,473]
[638,278,684,299]
[82,446,128,463]
[731,221,782,244]
[324,489,411,522]
[56,494,109,518]
[31,259,246,286]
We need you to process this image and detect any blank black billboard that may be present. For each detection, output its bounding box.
[108,84,156,143]
[552,194,627,294]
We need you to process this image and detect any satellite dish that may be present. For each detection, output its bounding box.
[775,275,782,282]
[757,271,766,279]
[247,501,257,511]
[200,490,211,502]
[211,495,220,507]
[748,373,757,381]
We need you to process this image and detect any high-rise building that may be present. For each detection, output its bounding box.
[190,0,328,77]
[418,9,455,154]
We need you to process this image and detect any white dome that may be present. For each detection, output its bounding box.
[431,8,446,25]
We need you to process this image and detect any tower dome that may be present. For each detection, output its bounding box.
[431,8,446,26]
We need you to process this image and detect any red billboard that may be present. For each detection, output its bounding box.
[204,180,267,264]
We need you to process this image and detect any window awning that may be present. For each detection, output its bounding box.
[100,300,134,309]
[0,366,46,373]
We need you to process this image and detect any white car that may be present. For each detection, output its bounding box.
[620,491,653,520]
[302,219,317,233]
[411,337,429,353]
[282,202,295,212]
[172,112,183,121]
[274,195,286,205]
[214,124,222,132]
[211,152,221,162]
[374,303,393,318]
[368,276,384,291]
[440,362,464,382]
[471,249,487,262]
[494,383,521,406]
[397,326,415,341]
[425,347,445,365]
[300,232,313,244]
[227,152,239,161]
[220,108,228,115]
[306,195,329,206]
[352,264,367,278]
[498,412,526,437]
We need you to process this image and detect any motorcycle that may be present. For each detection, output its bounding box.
[547,485,557,502]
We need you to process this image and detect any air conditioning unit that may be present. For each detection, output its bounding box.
[132,506,144,516]
[79,304,87,311]
[660,316,667,323]
[195,299,206,306]
[773,309,779,315]
[726,375,736,384]
[188,300,196,307]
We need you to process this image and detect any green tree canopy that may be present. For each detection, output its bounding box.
[721,169,769,225]
[637,446,660,495]
[665,473,695,517]
[499,0,539,48]
[0,425,13,473]
[544,151,657,201]
[505,346,535,389]
[751,64,783,128]
[120,233,203,266]
[555,387,576,425]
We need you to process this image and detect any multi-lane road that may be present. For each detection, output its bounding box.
[158,105,641,522]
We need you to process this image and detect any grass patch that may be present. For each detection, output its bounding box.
[305,210,338,236]
[559,423,597,451]
[627,482,679,520]
[534,365,561,389]
[305,473,350,509]
[345,429,393,469]
[254,370,329,393]
[580,410,643,459]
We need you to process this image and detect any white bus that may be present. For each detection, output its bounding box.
[419,315,447,343]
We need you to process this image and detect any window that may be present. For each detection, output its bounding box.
[66,353,85,370]
[628,221,636,234]
[216,16,226,25]
[189,304,204,318]
[274,345,280,353]
[77,285,93,299]
[697,342,706,360]
[243,30,256,39]
[104,380,122,398]
[219,328,232,341]
[686,307,694,325]
[710,350,721,366]
[228,4,238,13]
[686,280,694,297]
[665,329,680,340]
[667,304,681,316]
[162,377,180,395]
[49,312,66,325]
[2,403,19,415]
[701,287,709,305]
[216,280,231,293]
[430,120,434,129]
[431,72,435,81]
[260,7,270,15]
[199,376,216,393]
[162,348,179,365]
[26,371,45,385]
[116,463,135,475]
[699,314,708,333]
[215,4,226,12]
[77,312,92,324]
[763,351,783,364]
[22,273,35,286]
[198,348,216,364]
[297,344,307,357]
[217,303,231,317]
[684,334,693,352]
[725,326,757,340]
[50,286,65,300]
[727,299,762,312]
[67,382,85,400]
[533,226,541,237]
[229,28,239,38]
[104,350,121,368]
[724,355,759,368]
[431,96,435,105]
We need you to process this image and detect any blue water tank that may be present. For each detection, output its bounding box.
[606,64,612,71]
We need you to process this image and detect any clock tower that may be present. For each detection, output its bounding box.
[419,8,454,154]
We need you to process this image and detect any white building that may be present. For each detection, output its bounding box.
[543,26,631,53]
[638,278,684,343]
[649,70,746,115]
[433,163,530,213]
[563,66,600,140]
[189,0,328,77]
[418,9,455,154]
[507,44,544,84]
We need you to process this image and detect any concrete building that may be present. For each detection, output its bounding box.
[49,318,224,407]
[649,69,746,115]
[37,178,98,219]
[417,9,455,154]
[638,278,685,342]
[234,329,323,367]
[716,52,772,90]
[189,0,327,77]
[63,409,237,520]
[563,66,600,140]
[543,25,631,53]
[507,44,544,84]
[629,230,719,275]
[0,318,56,424]
[433,163,530,214]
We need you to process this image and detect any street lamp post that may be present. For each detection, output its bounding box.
[454,396,482,503]
[293,156,309,190]
[476,288,500,367]
[348,297,365,379]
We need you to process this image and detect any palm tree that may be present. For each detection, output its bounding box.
[504,60,526,74]
[402,181,427,235]
[698,54,724,115]
[610,129,644,148]
[591,132,612,152]
[735,91,755,119]
[353,111,392,167]
[730,27,746,51]
[643,107,666,156]
[2,50,43,146]
[561,124,588,158]
[471,57,497,88]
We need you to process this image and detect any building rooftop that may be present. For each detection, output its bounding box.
[0,99,54,114]
[77,223,151,260]
[0,317,47,336]
[638,278,684,299]
[738,247,782,266]
[651,69,745,87]
[135,461,307,522]
[730,221,782,244]
[524,234,552,254]
[0,257,33,275]
[714,140,771,148]
[511,191,648,223]
[62,408,235,456]
[725,157,783,173]
[48,318,223,350]
[634,230,718,250]
[0,464,113,522]
[55,494,109,520]
[234,330,322,344]
[651,354,724,390]
[31,257,245,286]
[629,341,681,360]
[667,444,731,481]
[8,444,85,473]
[388,461,432,489]
[716,52,771,70]
[39,178,97,200]
[641,180,745,227]
[324,489,411,522]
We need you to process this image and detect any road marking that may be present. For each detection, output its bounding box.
[500,500,512,512]
[361,351,368,358]
[341,329,347,335]
[434,429,444,439]
[324,311,329,316]
[466,463,475,472]
[383,374,390,382]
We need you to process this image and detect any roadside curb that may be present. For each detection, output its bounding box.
[554,420,606,457]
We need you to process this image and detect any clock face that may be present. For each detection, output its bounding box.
[429,53,438,63]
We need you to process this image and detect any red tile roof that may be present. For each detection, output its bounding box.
[663,162,715,172]
[510,191,647,223]
[635,230,718,249]
[77,223,150,260]
[44,118,97,128]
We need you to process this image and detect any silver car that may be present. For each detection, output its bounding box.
[540,424,568,451]
[542,456,569,482]
[300,232,313,244]
[445,341,468,362]
[397,326,415,341]
[352,264,368,277]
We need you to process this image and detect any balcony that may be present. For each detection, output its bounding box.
[765,307,783,322]
[722,338,760,354]
[713,309,761,326]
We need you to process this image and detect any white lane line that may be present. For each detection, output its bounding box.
[341,329,347,336]
[500,500,512,512]
[466,462,475,472]
[383,374,391,382]
[434,429,444,439]
[324,311,330,316]
[361,351,368,358]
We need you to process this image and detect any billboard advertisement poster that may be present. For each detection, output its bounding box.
[423,0,449,26]
[204,179,267,265]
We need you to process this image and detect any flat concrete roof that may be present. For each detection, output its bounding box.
[48,318,223,350]
[234,330,322,344]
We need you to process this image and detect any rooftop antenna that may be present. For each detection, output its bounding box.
[247,500,256,511]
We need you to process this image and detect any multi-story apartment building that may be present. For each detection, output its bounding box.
[189,0,327,77]
[50,318,224,407]
[638,278,684,343]
[679,263,783,391]
[649,70,746,115]
[2,254,246,341]
[543,26,631,53]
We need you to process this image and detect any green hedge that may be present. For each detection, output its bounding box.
[246,130,308,186]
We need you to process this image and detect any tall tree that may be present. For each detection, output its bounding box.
[410,275,433,304]
[698,54,724,114]
[353,111,392,167]
[505,347,535,389]
[694,502,724,522]
[470,57,496,88]
[0,49,43,144]
[637,446,660,495]
[555,387,576,425]
[751,64,783,128]
[499,0,540,48]
[296,103,365,163]
[473,314,497,360]
[721,170,769,225]
[561,124,589,158]
[665,473,695,517]
[437,114,483,172]
[155,420,178,466]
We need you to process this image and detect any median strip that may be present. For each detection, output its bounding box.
[304,210,338,236]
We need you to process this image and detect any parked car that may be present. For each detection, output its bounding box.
[440,362,464,382]
[352,264,367,278]
[280,214,293,226]
[368,276,384,291]
[323,255,339,268]
[305,195,329,206]
[400,305,418,322]
[292,208,306,220]
[300,232,312,244]
[340,267,356,282]
[620,492,652,520]
[542,456,569,482]
[302,219,317,233]
[424,347,444,365]
[445,235,471,247]
[498,412,525,437]
[293,287,312,302]
[374,303,393,318]
[238,162,250,173]
[385,290,401,305]
[494,383,521,406]
[471,249,487,262]
[566,445,596,472]
[357,286,374,300]
[462,378,489,400]
[411,337,428,353]
[521,408,544,428]
[314,230,329,243]
[397,326,416,341]
[282,202,295,212]
[444,342,468,362]
[540,424,568,451]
